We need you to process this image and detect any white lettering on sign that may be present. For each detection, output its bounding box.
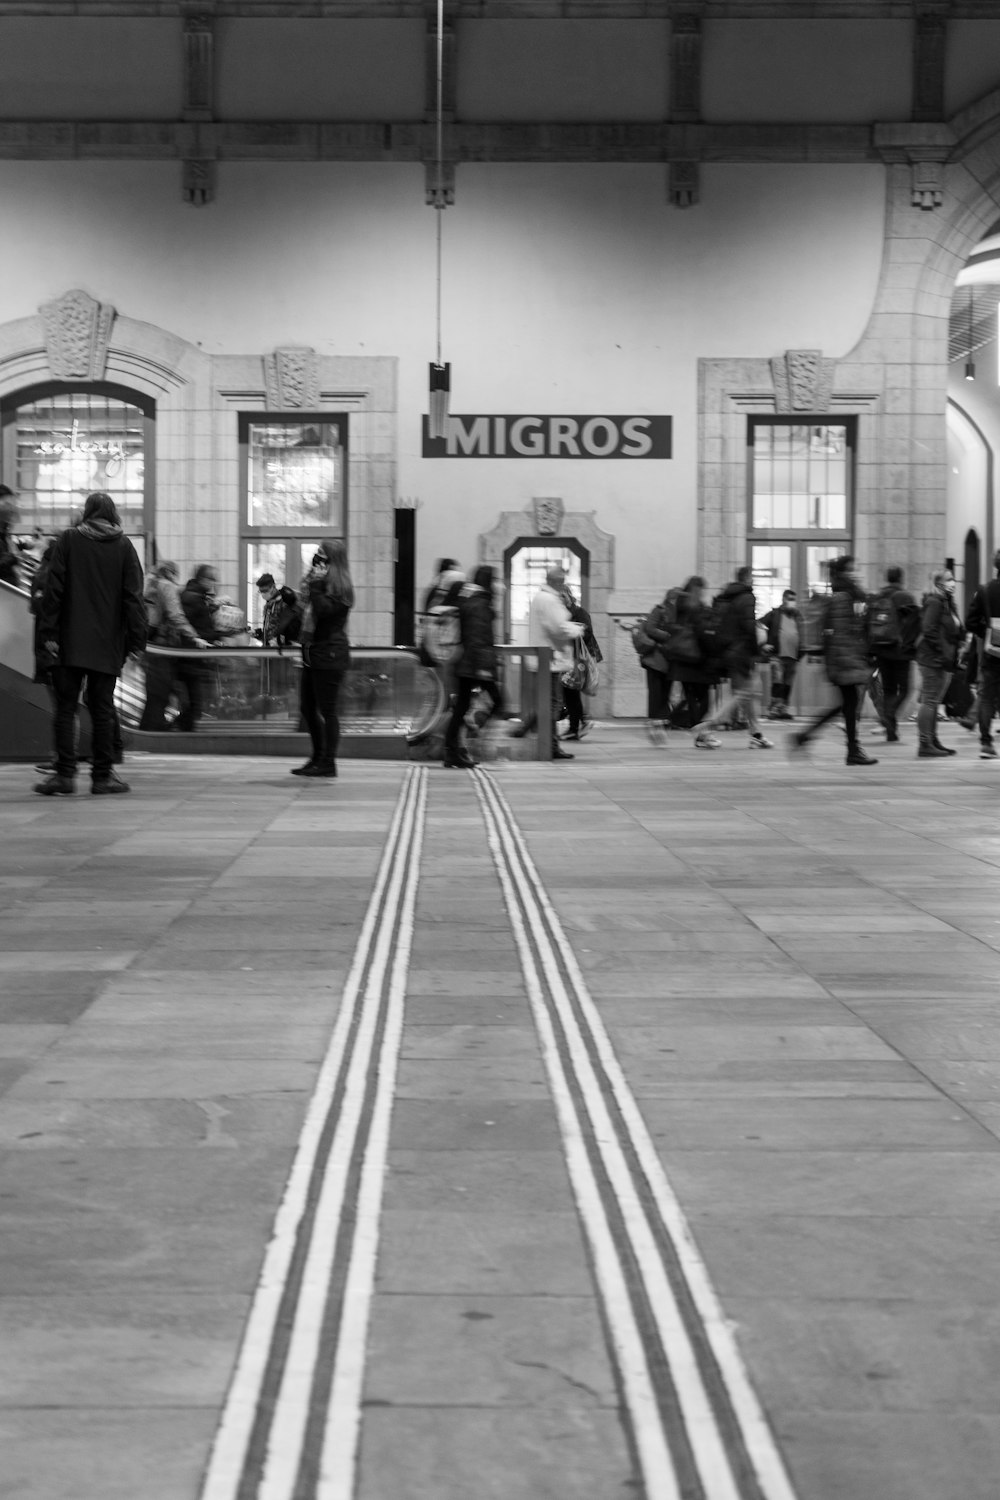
[446,416,490,456]
[549,418,581,457]
[510,417,545,456]
[581,418,618,457]
[423,414,671,459]
[621,417,653,457]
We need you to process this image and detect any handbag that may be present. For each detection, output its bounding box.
[563,639,600,695]
[421,607,461,666]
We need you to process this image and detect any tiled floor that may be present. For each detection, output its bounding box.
[1,721,999,1500]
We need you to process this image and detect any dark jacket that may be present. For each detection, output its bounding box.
[868,583,920,661]
[966,577,1000,646]
[567,599,602,662]
[821,575,870,687]
[455,584,498,680]
[181,576,223,644]
[670,591,719,685]
[39,522,145,675]
[917,590,963,672]
[302,579,351,673]
[261,585,302,649]
[714,579,757,677]
[760,603,805,660]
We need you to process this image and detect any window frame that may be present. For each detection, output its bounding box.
[238,411,349,542]
[746,416,855,543]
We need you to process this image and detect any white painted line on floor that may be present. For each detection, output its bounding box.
[317,766,428,1499]
[199,767,424,1500]
[477,768,799,1500]
[472,771,683,1500]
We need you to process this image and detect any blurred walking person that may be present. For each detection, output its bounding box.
[443,564,505,768]
[35,491,145,796]
[790,555,877,766]
[966,547,1000,759]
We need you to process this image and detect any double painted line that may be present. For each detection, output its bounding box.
[199,765,428,1500]
[471,766,799,1500]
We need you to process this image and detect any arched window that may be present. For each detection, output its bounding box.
[1,382,153,562]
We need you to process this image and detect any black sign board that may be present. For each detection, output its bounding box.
[422,414,672,459]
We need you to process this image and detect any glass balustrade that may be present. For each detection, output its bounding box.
[119,646,445,741]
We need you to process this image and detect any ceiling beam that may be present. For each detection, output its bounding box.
[0,118,881,162]
[0,2,990,19]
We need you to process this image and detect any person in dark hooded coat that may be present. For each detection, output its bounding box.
[35,491,145,795]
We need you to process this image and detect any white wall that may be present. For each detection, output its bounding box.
[0,157,885,597]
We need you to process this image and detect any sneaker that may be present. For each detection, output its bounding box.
[932,742,957,756]
[648,727,668,748]
[34,773,75,796]
[749,733,774,749]
[787,731,810,757]
[981,742,998,759]
[694,731,721,749]
[846,748,879,766]
[578,721,593,740]
[562,731,581,742]
[91,772,131,795]
[917,744,950,759]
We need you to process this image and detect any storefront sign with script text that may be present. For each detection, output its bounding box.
[421,414,671,459]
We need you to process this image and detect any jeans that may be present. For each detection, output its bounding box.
[702,671,760,736]
[174,659,207,732]
[300,666,344,769]
[979,660,1000,745]
[875,656,911,737]
[917,664,951,745]
[446,676,504,752]
[645,667,671,721]
[139,653,176,731]
[682,682,711,730]
[769,657,798,705]
[51,665,117,781]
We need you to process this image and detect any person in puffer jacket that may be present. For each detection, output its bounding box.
[791,555,878,766]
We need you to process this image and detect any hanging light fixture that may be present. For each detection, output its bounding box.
[965,285,976,380]
[428,0,451,438]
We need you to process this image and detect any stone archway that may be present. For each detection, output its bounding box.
[698,94,1000,597]
[480,501,615,718]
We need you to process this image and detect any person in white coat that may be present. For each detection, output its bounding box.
[512,565,584,759]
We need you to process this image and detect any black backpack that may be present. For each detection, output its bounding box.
[867,591,901,652]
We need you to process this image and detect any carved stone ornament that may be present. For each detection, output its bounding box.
[264,348,321,410]
[771,350,835,414]
[183,158,216,207]
[40,289,116,381]
[911,158,944,212]
[532,496,564,536]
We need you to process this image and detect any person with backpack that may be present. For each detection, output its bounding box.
[637,587,679,746]
[867,564,919,743]
[966,547,1000,759]
[790,555,877,766]
[690,566,773,750]
[915,569,963,759]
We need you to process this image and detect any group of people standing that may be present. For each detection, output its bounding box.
[28,488,354,795]
[640,553,1000,764]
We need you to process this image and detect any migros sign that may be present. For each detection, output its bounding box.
[421,413,671,459]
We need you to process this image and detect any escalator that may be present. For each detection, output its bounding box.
[0,576,446,761]
[0,578,54,761]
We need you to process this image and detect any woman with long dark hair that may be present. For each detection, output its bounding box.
[292,538,354,778]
